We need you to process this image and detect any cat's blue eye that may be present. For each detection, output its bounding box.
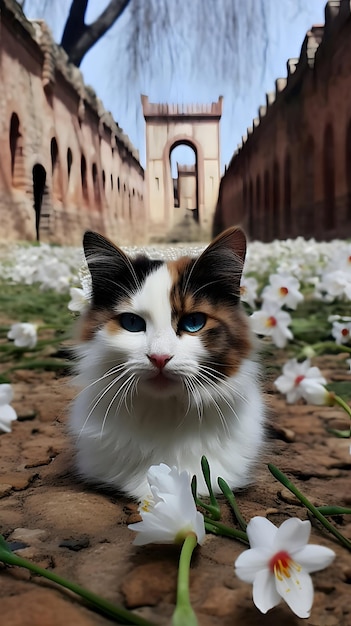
[178,312,207,333]
[119,313,146,332]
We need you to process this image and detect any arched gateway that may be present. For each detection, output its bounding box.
[141,95,222,241]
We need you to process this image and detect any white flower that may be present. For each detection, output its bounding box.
[274,359,328,404]
[7,322,38,349]
[128,464,205,546]
[68,267,91,312]
[331,321,351,344]
[68,287,89,312]
[0,384,17,433]
[235,516,335,619]
[250,303,293,348]
[240,276,258,308]
[316,270,351,302]
[261,273,304,310]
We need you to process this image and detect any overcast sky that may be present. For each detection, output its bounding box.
[24,1,327,171]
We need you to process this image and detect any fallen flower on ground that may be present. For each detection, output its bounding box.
[331,320,351,344]
[250,302,293,348]
[128,463,205,546]
[235,516,335,619]
[274,358,329,404]
[0,384,17,433]
[7,322,38,349]
[261,273,304,310]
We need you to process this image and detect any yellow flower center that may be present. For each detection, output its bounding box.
[140,497,153,513]
[269,550,302,589]
[279,286,289,296]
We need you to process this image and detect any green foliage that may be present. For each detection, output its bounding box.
[0,282,72,327]
[0,282,75,378]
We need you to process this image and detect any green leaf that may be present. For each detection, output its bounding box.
[326,381,351,398]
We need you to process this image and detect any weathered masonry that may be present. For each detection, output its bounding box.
[1,0,145,245]
[214,0,351,242]
[142,95,222,241]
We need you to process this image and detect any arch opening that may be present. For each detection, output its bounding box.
[32,164,47,241]
[169,143,198,225]
[9,113,24,188]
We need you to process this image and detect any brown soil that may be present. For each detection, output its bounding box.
[0,350,350,626]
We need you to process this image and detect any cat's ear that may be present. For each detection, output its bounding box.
[83,231,129,265]
[82,231,133,306]
[188,227,246,303]
[204,227,246,264]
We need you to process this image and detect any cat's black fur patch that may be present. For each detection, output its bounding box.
[83,231,163,308]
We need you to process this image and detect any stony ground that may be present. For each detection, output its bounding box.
[0,347,350,626]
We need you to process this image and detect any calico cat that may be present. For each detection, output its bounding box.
[69,227,265,501]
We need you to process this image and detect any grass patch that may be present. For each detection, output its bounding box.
[0,282,73,328]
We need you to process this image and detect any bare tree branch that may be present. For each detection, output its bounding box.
[61,0,131,67]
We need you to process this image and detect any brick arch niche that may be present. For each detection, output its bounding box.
[141,95,222,241]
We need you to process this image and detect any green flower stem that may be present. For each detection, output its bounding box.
[217,477,247,531]
[191,475,219,519]
[204,517,248,544]
[332,394,351,420]
[317,506,351,516]
[327,428,350,438]
[200,456,221,520]
[268,464,351,552]
[0,540,156,626]
[300,342,351,357]
[172,533,198,626]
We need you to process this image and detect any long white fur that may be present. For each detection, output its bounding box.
[69,264,265,501]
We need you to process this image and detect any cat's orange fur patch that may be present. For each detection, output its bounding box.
[167,259,252,378]
[79,309,114,341]
[105,319,121,335]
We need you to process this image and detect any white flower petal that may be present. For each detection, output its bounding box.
[0,383,14,405]
[293,545,335,573]
[0,404,17,433]
[246,516,277,549]
[275,565,313,619]
[273,518,311,553]
[235,547,271,583]
[128,463,205,545]
[252,568,281,614]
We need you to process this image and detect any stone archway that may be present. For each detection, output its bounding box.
[142,95,222,241]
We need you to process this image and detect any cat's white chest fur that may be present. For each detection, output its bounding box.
[69,227,266,501]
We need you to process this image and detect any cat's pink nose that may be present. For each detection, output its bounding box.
[148,354,173,370]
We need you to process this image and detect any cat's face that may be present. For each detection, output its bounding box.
[80,228,252,400]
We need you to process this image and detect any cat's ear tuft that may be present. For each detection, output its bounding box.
[83,231,119,262]
[82,231,129,307]
[207,227,246,263]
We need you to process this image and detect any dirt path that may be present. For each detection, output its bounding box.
[0,352,350,626]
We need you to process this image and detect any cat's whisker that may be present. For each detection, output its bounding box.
[200,363,250,406]
[100,372,136,437]
[113,373,136,418]
[184,375,204,423]
[78,367,133,438]
[191,374,227,430]
[194,371,233,435]
[129,377,139,413]
[74,363,128,399]
[198,369,239,412]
